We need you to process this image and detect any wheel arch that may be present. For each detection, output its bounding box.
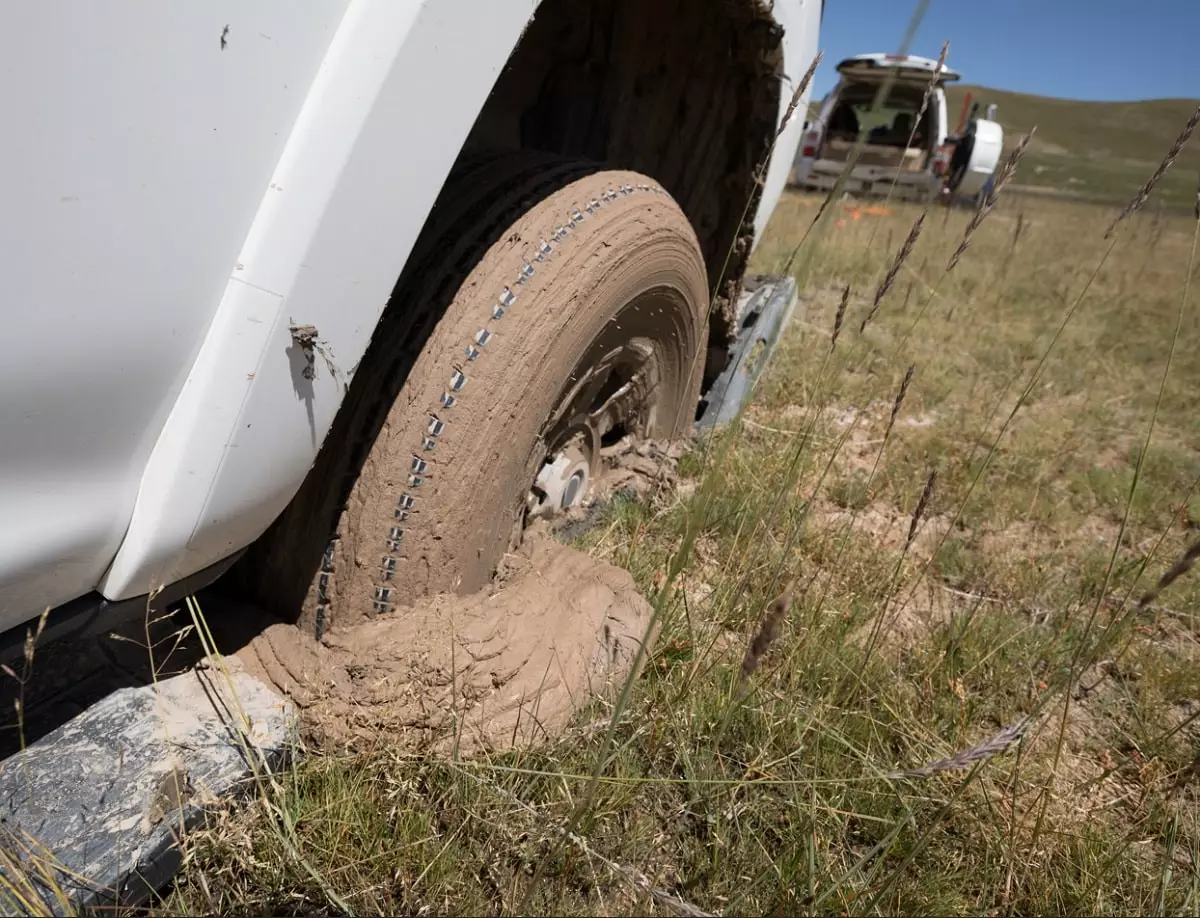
[461,0,791,355]
[100,0,815,603]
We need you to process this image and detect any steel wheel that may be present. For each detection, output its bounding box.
[243,157,708,635]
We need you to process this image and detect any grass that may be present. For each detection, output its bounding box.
[944,85,1200,208]
[810,82,1200,208]
[148,107,1200,915]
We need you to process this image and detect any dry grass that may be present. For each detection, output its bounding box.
[148,95,1200,918]
[942,86,1200,210]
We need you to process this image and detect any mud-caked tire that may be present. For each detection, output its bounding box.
[240,156,709,635]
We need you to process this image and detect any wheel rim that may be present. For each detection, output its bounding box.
[525,307,666,522]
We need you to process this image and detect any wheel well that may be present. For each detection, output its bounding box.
[224,1,785,619]
[459,0,784,365]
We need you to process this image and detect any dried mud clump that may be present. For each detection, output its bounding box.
[235,536,654,753]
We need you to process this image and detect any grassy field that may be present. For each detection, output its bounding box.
[945,85,1200,208]
[810,83,1200,208]
[155,124,1200,915]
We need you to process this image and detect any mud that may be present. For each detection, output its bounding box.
[548,437,691,544]
[234,536,654,752]
[597,436,689,502]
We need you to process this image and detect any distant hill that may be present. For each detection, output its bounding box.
[945,86,1199,208]
[806,85,1200,209]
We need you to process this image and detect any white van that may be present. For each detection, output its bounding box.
[793,53,1002,201]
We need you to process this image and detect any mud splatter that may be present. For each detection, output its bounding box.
[288,323,320,381]
[288,321,346,391]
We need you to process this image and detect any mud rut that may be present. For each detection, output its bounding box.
[235,439,685,752]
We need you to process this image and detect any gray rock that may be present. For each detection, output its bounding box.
[0,657,296,915]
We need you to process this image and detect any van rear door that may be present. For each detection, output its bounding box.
[834,53,960,87]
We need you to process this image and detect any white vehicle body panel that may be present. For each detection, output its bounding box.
[102,0,533,601]
[1,2,347,616]
[952,119,1005,199]
[2,0,820,628]
[756,2,822,242]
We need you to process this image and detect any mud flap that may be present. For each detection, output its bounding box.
[0,658,295,914]
[694,274,800,429]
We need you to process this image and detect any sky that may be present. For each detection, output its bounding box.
[811,0,1198,102]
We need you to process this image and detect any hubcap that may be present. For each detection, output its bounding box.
[526,335,660,522]
[528,441,591,518]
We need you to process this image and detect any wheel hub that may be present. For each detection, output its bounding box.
[525,335,660,525]
[528,442,590,518]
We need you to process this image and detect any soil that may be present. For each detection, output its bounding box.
[234,534,655,753]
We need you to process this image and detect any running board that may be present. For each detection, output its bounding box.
[0,653,294,914]
[694,274,800,429]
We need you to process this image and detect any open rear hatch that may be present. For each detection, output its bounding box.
[812,55,961,172]
[834,53,960,86]
[820,84,943,169]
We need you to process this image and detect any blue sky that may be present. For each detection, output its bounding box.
[812,0,1198,102]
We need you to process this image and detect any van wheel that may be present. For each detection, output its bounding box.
[239,156,708,636]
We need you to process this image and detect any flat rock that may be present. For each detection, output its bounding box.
[0,656,295,915]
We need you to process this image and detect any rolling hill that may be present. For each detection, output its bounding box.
[807,85,1199,209]
[943,86,1199,208]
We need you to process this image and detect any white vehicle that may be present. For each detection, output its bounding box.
[1,1,821,647]
[793,52,1002,200]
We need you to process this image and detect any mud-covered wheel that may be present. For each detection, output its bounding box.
[241,156,709,635]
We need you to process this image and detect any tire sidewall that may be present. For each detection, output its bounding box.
[326,173,708,618]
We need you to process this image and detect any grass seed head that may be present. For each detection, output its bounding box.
[1139,536,1200,610]
[740,582,795,682]
[831,284,850,350]
[905,468,937,551]
[863,211,925,332]
[912,41,949,129]
[947,130,1034,273]
[894,716,1030,779]
[776,51,824,141]
[886,364,916,441]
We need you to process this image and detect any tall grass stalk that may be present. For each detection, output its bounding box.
[1031,179,1200,851]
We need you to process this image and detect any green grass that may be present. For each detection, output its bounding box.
[155,159,1200,915]
[945,85,1200,207]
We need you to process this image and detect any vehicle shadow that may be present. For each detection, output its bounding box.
[0,587,281,761]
